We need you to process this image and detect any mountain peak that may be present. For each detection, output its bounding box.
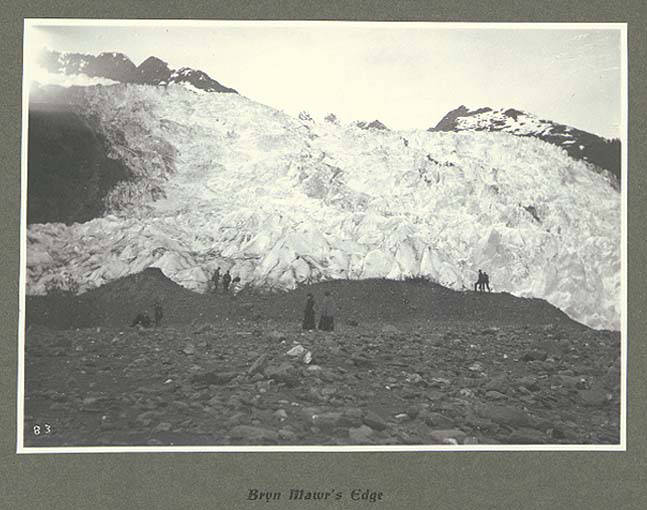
[355,119,389,131]
[140,56,166,65]
[431,105,620,181]
[137,56,172,85]
[97,51,131,60]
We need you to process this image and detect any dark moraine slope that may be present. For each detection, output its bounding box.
[24,269,619,447]
[26,268,589,331]
[27,102,129,225]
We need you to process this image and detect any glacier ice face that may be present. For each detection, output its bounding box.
[26,84,621,329]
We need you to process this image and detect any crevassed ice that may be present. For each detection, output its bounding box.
[26,85,621,330]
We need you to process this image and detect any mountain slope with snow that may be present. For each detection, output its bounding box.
[26,84,621,329]
[431,106,621,183]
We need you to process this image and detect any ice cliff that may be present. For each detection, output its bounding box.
[26,84,621,329]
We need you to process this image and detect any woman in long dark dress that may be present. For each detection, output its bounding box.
[302,293,316,330]
[318,291,335,331]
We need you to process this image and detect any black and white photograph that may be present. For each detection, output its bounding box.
[18,20,626,452]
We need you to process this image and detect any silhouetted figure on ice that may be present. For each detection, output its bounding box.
[131,313,152,328]
[318,291,336,332]
[302,293,316,331]
[474,270,492,292]
[153,300,163,327]
[475,269,484,292]
[483,272,491,292]
[222,270,232,292]
[212,267,221,291]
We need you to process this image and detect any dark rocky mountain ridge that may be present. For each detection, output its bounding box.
[38,49,238,93]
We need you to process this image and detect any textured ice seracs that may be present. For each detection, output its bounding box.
[26,84,621,329]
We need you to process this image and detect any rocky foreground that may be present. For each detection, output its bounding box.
[24,313,620,447]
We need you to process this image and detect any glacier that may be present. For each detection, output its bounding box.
[26,84,621,330]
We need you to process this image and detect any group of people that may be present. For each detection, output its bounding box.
[211,267,241,293]
[130,268,491,330]
[302,291,336,332]
[474,269,491,292]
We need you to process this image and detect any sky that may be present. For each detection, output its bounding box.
[26,22,624,139]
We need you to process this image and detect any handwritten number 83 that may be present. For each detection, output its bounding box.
[33,424,52,435]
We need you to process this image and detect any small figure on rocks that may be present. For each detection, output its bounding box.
[318,291,336,332]
[483,272,491,292]
[222,270,232,292]
[302,293,316,331]
[153,299,163,327]
[131,312,152,328]
[211,267,221,293]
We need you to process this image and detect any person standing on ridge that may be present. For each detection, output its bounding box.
[212,267,221,293]
[475,269,484,292]
[153,299,163,327]
[131,312,152,328]
[303,293,316,330]
[483,272,491,292]
[318,291,336,332]
[222,269,232,293]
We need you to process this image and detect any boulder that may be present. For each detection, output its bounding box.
[229,425,279,443]
[508,428,546,444]
[268,330,287,342]
[484,375,509,393]
[363,410,388,431]
[421,411,455,429]
[264,362,299,386]
[190,370,237,387]
[341,408,364,427]
[278,428,297,441]
[193,323,213,334]
[247,354,268,375]
[552,374,585,389]
[476,404,533,427]
[485,390,507,400]
[311,412,344,431]
[273,409,288,421]
[468,361,484,372]
[517,376,539,391]
[349,425,374,443]
[152,422,172,433]
[429,429,467,444]
[521,350,548,362]
[286,345,306,357]
[382,324,402,335]
[578,389,609,407]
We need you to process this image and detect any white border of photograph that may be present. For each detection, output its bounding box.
[17,18,628,454]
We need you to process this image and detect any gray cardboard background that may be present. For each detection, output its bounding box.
[1,1,645,508]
